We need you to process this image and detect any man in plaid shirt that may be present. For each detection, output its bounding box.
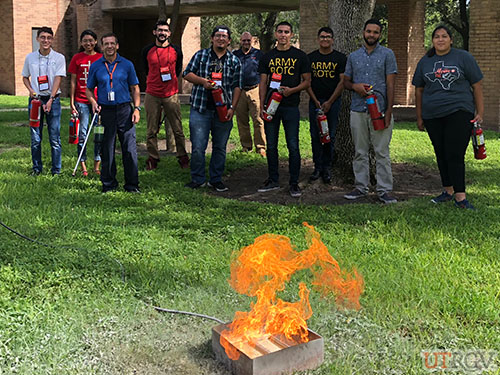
[183,25,242,192]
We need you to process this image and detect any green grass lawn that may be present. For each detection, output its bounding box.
[0,97,499,374]
[0,94,70,109]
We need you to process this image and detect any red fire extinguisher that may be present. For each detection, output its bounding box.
[263,89,283,122]
[316,109,330,144]
[69,112,80,144]
[364,85,385,131]
[208,80,228,122]
[29,96,42,128]
[471,121,487,160]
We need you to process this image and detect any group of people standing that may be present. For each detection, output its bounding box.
[21,18,483,209]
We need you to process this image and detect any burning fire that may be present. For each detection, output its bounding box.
[221,222,364,360]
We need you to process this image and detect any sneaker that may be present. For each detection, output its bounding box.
[257,149,267,158]
[431,191,453,204]
[145,157,159,171]
[184,181,206,189]
[379,192,397,204]
[257,179,280,193]
[289,184,302,198]
[178,155,190,169]
[309,169,321,181]
[322,169,332,184]
[208,181,229,192]
[126,188,141,194]
[344,189,366,200]
[454,199,475,210]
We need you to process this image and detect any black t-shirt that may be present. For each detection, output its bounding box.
[258,46,310,107]
[308,49,346,100]
[206,48,228,110]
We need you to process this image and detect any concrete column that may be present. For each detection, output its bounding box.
[470,0,500,130]
[385,0,425,106]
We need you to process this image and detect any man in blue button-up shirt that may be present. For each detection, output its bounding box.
[233,32,266,156]
[343,19,398,204]
[86,33,141,193]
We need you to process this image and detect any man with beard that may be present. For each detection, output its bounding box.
[182,26,242,192]
[343,19,398,204]
[86,33,141,193]
[142,20,189,171]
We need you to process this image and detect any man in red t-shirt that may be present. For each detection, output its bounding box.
[142,20,188,170]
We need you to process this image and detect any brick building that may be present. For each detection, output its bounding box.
[0,0,498,129]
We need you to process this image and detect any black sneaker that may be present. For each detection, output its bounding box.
[344,189,366,200]
[289,184,302,198]
[431,191,453,204]
[257,179,280,193]
[454,199,475,210]
[126,188,141,194]
[309,169,321,181]
[208,181,229,192]
[322,169,332,184]
[184,181,206,189]
[378,192,397,204]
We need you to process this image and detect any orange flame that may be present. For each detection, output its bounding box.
[221,222,364,360]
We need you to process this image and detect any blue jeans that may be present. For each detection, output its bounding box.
[189,108,233,184]
[308,98,340,171]
[265,105,300,185]
[29,96,62,174]
[75,102,101,162]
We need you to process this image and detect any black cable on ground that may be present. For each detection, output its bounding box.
[1,219,226,324]
[0,219,126,282]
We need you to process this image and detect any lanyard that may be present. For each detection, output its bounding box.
[155,46,170,70]
[104,61,118,89]
[38,52,49,78]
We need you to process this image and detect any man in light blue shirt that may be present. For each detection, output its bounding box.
[343,19,398,204]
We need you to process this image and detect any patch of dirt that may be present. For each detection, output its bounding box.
[215,160,441,206]
[137,139,441,205]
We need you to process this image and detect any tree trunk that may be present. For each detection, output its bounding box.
[255,12,278,53]
[328,0,376,181]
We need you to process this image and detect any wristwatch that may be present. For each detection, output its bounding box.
[134,106,142,112]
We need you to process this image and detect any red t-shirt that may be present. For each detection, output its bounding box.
[144,45,180,98]
[68,52,103,103]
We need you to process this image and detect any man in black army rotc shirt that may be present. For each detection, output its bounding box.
[307,26,346,184]
[257,21,311,198]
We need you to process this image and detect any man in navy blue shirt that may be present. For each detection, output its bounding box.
[86,33,141,193]
[233,32,266,157]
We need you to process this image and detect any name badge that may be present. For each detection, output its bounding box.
[211,72,222,87]
[38,75,49,91]
[160,66,171,82]
[108,91,115,102]
[269,73,282,89]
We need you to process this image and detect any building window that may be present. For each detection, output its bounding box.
[32,28,41,52]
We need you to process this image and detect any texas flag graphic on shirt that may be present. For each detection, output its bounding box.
[425,61,460,90]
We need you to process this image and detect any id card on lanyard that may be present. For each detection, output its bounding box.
[157,47,172,82]
[105,61,118,102]
[269,73,282,90]
[38,75,49,91]
[211,72,222,87]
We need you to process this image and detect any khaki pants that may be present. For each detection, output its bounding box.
[144,93,187,159]
[235,86,266,152]
[350,111,393,195]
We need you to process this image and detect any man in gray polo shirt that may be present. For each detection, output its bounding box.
[343,19,398,204]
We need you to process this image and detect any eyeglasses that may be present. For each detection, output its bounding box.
[39,36,53,41]
[241,39,251,42]
[214,33,229,39]
[319,35,333,40]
